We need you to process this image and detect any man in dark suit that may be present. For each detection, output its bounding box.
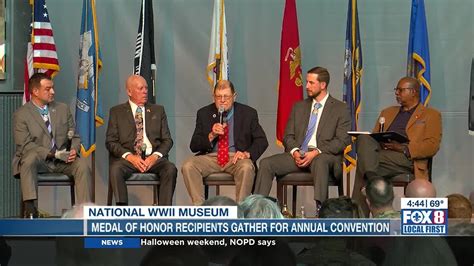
[182,80,268,205]
[254,67,351,212]
[13,73,92,217]
[106,75,177,205]
[352,77,442,216]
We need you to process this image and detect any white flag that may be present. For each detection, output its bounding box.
[206,0,229,91]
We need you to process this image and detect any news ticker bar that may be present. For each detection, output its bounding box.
[0,219,396,236]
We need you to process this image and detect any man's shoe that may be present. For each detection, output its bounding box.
[315,200,322,218]
[23,200,39,218]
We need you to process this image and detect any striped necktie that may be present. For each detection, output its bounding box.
[40,107,56,152]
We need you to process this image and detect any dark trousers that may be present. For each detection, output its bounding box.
[254,152,340,202]
[352,135,413,216]
[109,158,177,205]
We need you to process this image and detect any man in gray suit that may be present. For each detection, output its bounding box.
[254,67,351,212]
[13,73,92,217]
[106,75,177,206]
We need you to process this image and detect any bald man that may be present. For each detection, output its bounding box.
[405,179,436,198]
[353,77,442,216]
[106,75,177,206]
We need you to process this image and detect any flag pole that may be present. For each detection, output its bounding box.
[91,152,96,202]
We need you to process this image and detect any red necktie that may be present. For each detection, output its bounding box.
[217,126,229,167]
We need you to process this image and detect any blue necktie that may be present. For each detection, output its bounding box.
[300,102,322,152]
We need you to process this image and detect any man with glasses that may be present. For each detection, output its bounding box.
[352,76,442,216]
[182,80,268,205]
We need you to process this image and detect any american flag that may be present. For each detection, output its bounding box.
[23,0,60,104]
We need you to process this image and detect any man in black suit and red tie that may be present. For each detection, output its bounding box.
[106,75,177,206]
[182,80,268,205]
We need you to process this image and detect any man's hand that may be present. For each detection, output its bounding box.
[381,141,406,153]
[297,150,319,168]
[209,123,227,142]
[232,151,250,164]
[125,154,147,172]
[144,154,161,171]
[66,149,77,163]
[292,150,304,166]
[54,149,70,162]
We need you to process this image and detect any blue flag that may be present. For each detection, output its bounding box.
[75,0,103,157]
[407,0,431,106]
[343,0,363,172]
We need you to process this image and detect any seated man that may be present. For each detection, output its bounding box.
[365,176,399,218]
[13,73,92,217]
[106,75,177,206]
[352,76,442,216]
[181,80,268,205]
[254,66,351,213]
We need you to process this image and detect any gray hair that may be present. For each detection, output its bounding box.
[240,194,283,219]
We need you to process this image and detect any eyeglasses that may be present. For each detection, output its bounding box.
[214,94,234,101]
[393,87,413,93]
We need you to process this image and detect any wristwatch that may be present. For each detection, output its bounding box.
[402,146,411,159]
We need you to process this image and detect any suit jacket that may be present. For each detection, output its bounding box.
[372,104,442,179]
[12,101,80,176]
[283,95,351,156]
[189,102,268,162]
[106,102,173,161]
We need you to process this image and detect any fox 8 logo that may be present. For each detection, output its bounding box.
[402,210,446,224]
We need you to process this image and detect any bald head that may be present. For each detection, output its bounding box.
[126,75,148,106]
[405,179,436,198]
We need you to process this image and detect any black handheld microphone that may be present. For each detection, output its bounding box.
[141,143,147,160]
[66,130,74,151]
[218,106,225,124]
[379,117,385,132]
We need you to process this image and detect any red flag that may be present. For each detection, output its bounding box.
[276,0,303,145]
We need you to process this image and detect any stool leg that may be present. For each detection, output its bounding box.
[216,185,220,196]
[71,185,76,207]
[276,182,283,208]
[292,185,297,216]
[153,185,159,206]
[107,179,113,206]
[205,185,209,200]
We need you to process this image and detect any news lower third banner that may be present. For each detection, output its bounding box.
[0,203,449,237]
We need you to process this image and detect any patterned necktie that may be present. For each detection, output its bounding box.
[217,125,229,167]
[300,102,322,152]
[41,107,56,152]
[134,106,144,156]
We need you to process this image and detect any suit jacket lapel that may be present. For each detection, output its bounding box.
[49,102,58,139]
[316,96,333,137]
[233,103,241,139]
[26,101,51,137]
[406,104,424,130]
[301,98,312,131]
[144,103,152,137]
[382,108,399,130]
[124,102,137,133]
